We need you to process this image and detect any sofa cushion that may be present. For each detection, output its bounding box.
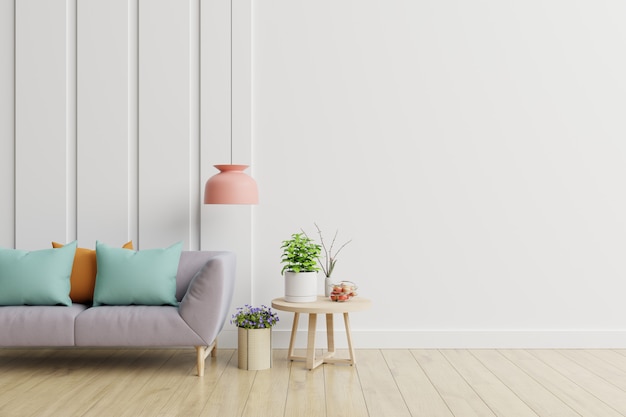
[52,241,134,304]
[0,241,77,306]
[74,306,205,346]
[0,304,88,346]
[93,241,182,306]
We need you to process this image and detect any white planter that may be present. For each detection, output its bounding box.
[284,271,318,302]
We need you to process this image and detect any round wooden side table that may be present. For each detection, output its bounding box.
[271,296,372,370]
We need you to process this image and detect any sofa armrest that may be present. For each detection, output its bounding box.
[178,252,236,345]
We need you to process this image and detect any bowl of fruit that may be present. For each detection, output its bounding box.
[329,281,357,302]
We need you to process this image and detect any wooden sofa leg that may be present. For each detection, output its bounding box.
[195,340,217,377]
[211,339,218,357]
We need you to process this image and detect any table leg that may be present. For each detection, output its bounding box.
[325,313,335,358]
[306,313,318,370]
[343,312,355,365]
[287,312,299,361]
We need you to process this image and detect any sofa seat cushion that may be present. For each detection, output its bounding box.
[0,304,88,346]
[74,306,205,347]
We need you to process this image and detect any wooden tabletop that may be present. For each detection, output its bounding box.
[271,296,371,314]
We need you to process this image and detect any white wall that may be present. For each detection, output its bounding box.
[2,0,626,348]
[252,0,626,347]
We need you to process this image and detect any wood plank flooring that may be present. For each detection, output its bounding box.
[1,349,626,417]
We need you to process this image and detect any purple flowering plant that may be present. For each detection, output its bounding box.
[231,304,280,329]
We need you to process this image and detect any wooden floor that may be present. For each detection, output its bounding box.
[1,348,626,417]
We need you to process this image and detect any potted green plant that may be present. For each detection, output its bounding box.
[313,223,352,296]
[280,232,321,302]
[231,304,279,370]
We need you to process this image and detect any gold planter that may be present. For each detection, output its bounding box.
[238,327,272,370]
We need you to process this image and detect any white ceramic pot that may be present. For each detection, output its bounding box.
[324,277,333,297]
[238,327,272,370]
[284,271,318,302]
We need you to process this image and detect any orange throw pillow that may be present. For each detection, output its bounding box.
[52,241,133,304]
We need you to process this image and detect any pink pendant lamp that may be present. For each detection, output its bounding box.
[204,164,258,204]
[203,0,258,205]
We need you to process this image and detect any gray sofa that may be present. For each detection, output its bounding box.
[0,251,236,376]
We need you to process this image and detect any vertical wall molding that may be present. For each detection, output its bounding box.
[0,0,15,248]
[189,0,201,251]
[128,0,139,246]
[66,0,77,242]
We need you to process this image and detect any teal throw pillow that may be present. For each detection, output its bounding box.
[0,241,77,306]
[93,241,182,306]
